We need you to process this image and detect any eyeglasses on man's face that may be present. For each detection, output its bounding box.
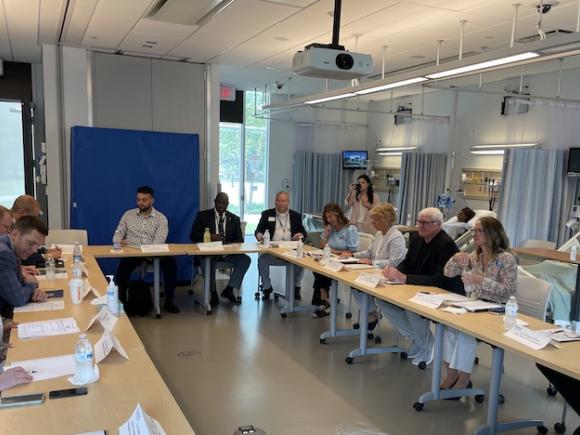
[416,220,437,226]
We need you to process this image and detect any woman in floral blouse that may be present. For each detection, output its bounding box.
[442,216,517,393]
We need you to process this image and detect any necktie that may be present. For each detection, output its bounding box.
[218,213,225,239]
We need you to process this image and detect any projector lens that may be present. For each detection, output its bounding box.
[335,53,354,70]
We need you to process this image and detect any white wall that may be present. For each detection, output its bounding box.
[42,48,213,228]
[267,98,368,208]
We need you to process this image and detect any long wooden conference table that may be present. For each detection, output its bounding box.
[4,242,580,434]
[2,252,195,435]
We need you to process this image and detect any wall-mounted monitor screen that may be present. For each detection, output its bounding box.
[501,96,529,116]
[342,150,368,169]
[568,148,580,176]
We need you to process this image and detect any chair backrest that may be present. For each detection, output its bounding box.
[519,239,556,250]
[516,274,552,321]
[46,229,89,246]
[357,232,374,251]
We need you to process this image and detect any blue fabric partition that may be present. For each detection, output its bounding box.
[70,126,200,281]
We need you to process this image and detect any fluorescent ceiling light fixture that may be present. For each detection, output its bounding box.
[472,143,539,149]
[471,150,505,155]
[376,146,418,152]
[426,52,540,79]
[305,93,356,105]
[377,151,403,156]
[355,77,428,95]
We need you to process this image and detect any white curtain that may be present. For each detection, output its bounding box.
[397,153,447,224]
[498,149,567,247]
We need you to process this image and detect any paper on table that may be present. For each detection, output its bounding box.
[337,257,359,264]
[91,295,107,306]
[504,324,552,350]
[119,404,166,435]
[36,272,68,281]
[86,306,118,332]
[551,330,580,343]
[13,300,65,313]
[344,263,376,270]
[278,241,298,249]
[94,329,129,363]
[197,241,223,251]
[7,354,75,382]
[18,318,80,339]
[381,278,405,285]
[452,300,502,312]
[353,272,382,288]
[409,292,447,309]
[441,306,467,315]
[322,259,344,272]
[140,244,170,253]
[82,278,101,299]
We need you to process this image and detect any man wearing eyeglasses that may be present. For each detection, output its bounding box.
[380,207,464,366]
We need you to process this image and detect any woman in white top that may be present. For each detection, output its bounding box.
[345,175,380,234]
[340,203,407,330]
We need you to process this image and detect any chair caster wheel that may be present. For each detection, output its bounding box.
[345,357,354,364]
[280,312,287,319]
[418,361,427,370]
[345,312,352,319]
[374,336,382,344]
[413,402,424,412]
[367,333,374,340]
[474,356,479,365]
[475,394,485,403]
[353,322,360,330]
[320,338,326,345]
[155,314,161,319]
[547,385,558,396]
[274,294,279,301]
[498,394,505,404]
[400,352,408,360]
[206,310,212,315]
[554,422,566,434]
[537,425,548,435]
[188,289,194,295]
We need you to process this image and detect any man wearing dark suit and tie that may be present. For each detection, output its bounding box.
[189,192,251,306]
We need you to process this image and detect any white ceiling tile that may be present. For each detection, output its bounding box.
[3,0,39,39]
[119,19,195,55]
[0,36,12,61]
[11,37,41,62]
[259,0,318,7]
[61,0,99,46]
[39,0,67,44]
[168,0,317,62]
[81,0,156,48]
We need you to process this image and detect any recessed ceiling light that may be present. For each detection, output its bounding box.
[89,36,98,40]
[142,44,154,48]
[145,41,158,45]
[410,55,426,59]
[265,66,275,70]
[274,36,288,42]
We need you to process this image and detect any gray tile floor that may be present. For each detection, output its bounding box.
[132,255,579,435]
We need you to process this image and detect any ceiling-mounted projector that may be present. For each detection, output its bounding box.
[293,43,373,79]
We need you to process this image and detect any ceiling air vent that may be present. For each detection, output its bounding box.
[145,0,232,26]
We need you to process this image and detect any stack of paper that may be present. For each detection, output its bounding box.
[18,318,80,339]
[8,354,75,382]
[13,301,65,313]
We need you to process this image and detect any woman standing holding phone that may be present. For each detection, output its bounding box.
[345,174,380,234]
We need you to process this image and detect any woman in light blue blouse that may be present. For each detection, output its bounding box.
[312,202,359,318]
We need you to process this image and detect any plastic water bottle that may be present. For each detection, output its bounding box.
[113,230,122,251]
[462,266,475,298]
[323,244,331,262]
[72,242,82,263]
[263,229,271,247]
[106,275,119,315]
[203,227,211,243]
[297,236,304,259]
[74,334,95,384]
[570,245,577,262]
[46,256,56,281]
[406,214,412,226]
[72,258,82,279]
[504,296,519,331]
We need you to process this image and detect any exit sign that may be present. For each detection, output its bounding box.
[220,86,236,101]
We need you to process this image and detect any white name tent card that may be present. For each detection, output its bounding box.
[91,295,108,306]
[55,244,83,255]
[36,272,67,281]
[86,306,118,332]
[119,403,166,435]
[140,244,170,253]
[13,300,65,313]
[18,318,80,339]
[278,241,298,249]
[8,354,75,382]
[409,292,447,309]
[94,330,129,363]
[197,241,223,251]
[504,324,552,350]
[345,263,376,270]
[354,273,382,288]
[82,278,101,300]
[322,259,344,272]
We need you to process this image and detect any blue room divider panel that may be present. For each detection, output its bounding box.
[70,126,200,282]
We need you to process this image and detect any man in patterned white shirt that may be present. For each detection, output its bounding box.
[114,186,179,313]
